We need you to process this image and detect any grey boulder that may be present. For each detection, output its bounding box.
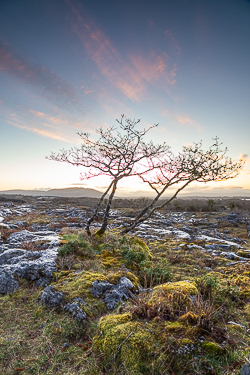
[38,285,64,308]
[90,276,135,310]
[241,364,250,375]
[64,298,87,322]
[0,270,19,294]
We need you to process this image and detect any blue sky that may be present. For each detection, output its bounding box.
[0,0,249,196]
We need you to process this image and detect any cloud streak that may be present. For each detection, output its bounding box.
[66,1,177,101]
[239,153,250,162]
[0,101,87,143]
[130,53,177,86]
[176,113,201,132]
[164,29,181,54]
[0,39,77,107]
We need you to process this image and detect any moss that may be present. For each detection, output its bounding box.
[53,270,74,280]
[227,323,244,332]
[130,237,152,258]
[97,312,131,332]
[101,250,123,269]
[178,337,195,346]
[237,250,250,258]
[201,341,224,355]
[94,314,159,372]
[94,229,105,237]
[55,271,107,300]
[106,270,139,289]
[153,281,198,296]
[165,321,186,333]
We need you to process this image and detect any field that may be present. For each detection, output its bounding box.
[1,195,250,374]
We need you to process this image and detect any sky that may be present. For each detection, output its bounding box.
[0,0,250,197]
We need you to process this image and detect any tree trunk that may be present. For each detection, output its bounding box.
[95,179,118,235]
[122,180,191,234]
[86,181,114,236]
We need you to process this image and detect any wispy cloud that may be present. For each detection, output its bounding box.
[239,153,250,162]
[0,39,77,107]
[164,29,181,54]
[0,100,87,142]
[6,115,70,142]
[176,113,201,132]
[28,109,69,126]
[65,1,177,101]
[66,1,144,101]
[130,53,177,86]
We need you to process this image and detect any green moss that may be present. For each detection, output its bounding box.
[153,281,198,296]
[100,250,123,268]
[94,314,159,372]
[130,237,152,257]
[227,323,244,332]
[94,229,105,237]
[55,271,107,300]
[165,321,186,333]
[96,312,131,332]
[106,270,139,289]
[201,341,224,355]
[178,337,195,346]
[237,250,250,258]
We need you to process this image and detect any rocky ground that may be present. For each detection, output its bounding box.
[1,195,250,374]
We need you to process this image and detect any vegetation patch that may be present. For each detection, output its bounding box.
[1,200,250,374]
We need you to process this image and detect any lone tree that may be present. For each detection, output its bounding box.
[122,138,244,233]
[48,116,244,235]
[47,115,168,235]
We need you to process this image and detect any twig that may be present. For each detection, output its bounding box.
[113,331,133,360]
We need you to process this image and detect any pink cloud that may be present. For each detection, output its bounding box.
[239,153,250,162]
[66,2,144,101]
[66,1,177,101]
[130,53,177,86]
[2,102,86,143]
[176,113,201,132]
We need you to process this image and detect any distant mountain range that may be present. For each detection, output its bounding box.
[1,187,250,199]
[0,188,104,198]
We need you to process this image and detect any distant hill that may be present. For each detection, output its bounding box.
[0,187,104,198]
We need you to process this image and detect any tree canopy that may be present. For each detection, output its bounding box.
[47,116,244,235]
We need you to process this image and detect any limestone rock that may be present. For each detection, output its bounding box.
[90,277,135,310]
[38,285,64,308]
[241,364,250,375]
[64,298,87,321]
[0,270,19,294]
[0,228,59,293]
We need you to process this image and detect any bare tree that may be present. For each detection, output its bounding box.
[122,137,244,234]
[47,115,169,235]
